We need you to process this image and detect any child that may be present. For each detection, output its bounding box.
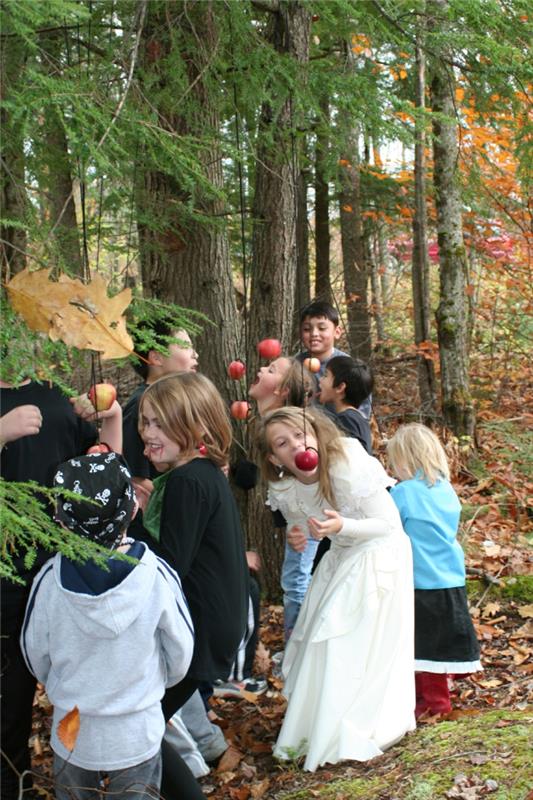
[296,299,372,420]
[139,372,249,720]
[20,453,197,800]
[0,379,121,800]
[256,408,415,771]
[248,356,315,417]
[318,355,373,455]
[122,322,198,514]
[248,356,316,640]
[387,424,482,718]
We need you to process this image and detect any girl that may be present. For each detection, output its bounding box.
[257,407,415,771]
[248,356,315,415]
[387,424,482,718]
[138,372,249,719]
[247,357,316,640]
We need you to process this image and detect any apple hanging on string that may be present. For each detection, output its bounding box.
[88,383,117,412]
[303,357,321,373]
[257,338,282,360]
[86,442,113,455]
[230,401,250,420]
[294,448,319,471]
[228,360,246,380]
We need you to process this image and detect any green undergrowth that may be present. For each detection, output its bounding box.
[279,710,532,800]
[466,575,533,603]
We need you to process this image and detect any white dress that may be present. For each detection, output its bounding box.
[269,438,416,771]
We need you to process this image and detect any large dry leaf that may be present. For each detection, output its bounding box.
[7,269,133,359]
[57,706,80,751]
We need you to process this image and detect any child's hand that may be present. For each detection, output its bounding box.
[287,525,307,552]
[0,405,42,446]
[246,550,261,572]
[308,510,343,539]
[70,394,120,421]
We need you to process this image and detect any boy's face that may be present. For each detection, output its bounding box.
[152,330,198,375]
[300,316,341,361]
[318,368,337,405]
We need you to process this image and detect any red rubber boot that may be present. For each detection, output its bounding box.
[415,671,452,718]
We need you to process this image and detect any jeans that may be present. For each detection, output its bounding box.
[281,537,319,640]
[53,752,161,800]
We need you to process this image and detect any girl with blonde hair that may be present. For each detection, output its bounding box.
[387,423,482,718]
[138,372,249,722]
[256,407,415,771]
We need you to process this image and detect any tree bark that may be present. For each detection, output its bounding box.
[246,1,311,599]
[136,0,241,403]
[293,160,310,347]
[412,23,437,417]
[39,29,83,276]
[314,93,331,303]
[428,0,475,438]
[0,25,27,279]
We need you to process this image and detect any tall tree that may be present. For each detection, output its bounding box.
[0,21,27,279]
[38,29,83,276]
[314,92,331,303]
[136,0,241,401]
[412,20,436,416]
[428,0,475,438]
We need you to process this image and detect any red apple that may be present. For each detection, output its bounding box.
[294,448,319,471]
[257,338,282,360]
[86,442,113,454]
[88,383,117,412]
[228,360,246,380]
[230,401,250,420]
[303,357,321,373]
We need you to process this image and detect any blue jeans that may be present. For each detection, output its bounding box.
[281,537,319,640]
[53,752,161,800]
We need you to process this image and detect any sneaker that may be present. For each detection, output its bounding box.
[212,678,267,698]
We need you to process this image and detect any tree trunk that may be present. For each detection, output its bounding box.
[0,25,27,279]
[428,0,475,438]
[293,160,310,347]
[136,0,241,403]
[314,93,331,303]
[368,228,386,348]
[39,30,83,277]
[247,1,311,599]
[412,24,437,417]
[338,152,371,363]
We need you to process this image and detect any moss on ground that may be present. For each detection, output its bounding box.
[279,710,532,799]
[466,575,533,603]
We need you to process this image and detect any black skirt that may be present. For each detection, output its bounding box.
[414,586,482,674]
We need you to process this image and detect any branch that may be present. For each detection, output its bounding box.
[50,0,147,237]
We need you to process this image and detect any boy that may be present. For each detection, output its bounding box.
[296,300,372,419]
[318,356,373,455]
[122,322,198,514]
[20,452,195,800]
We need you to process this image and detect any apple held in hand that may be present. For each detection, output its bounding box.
[257,338,282,360]
[228,360,246,380]
[86,442,113,454]
[294,448,319,471]
[88,383,117,412]
[303,357,321,373]
[230,401,250,420]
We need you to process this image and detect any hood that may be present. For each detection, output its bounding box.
[53,542,157,639]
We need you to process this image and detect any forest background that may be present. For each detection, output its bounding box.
[1,1,532,796]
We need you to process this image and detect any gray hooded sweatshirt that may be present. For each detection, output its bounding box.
[21,541,194,771]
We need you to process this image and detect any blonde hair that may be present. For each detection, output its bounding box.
[387,423,449,486]
[255,406,346,507]
[278,360,315,408]
[139,372,231,467]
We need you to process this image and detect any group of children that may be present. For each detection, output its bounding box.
[0,299,481,799]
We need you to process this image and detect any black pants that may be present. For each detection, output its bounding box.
[161,676,205,800]
[1,582,37,800]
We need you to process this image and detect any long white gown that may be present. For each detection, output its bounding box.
[269,438,416,771]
